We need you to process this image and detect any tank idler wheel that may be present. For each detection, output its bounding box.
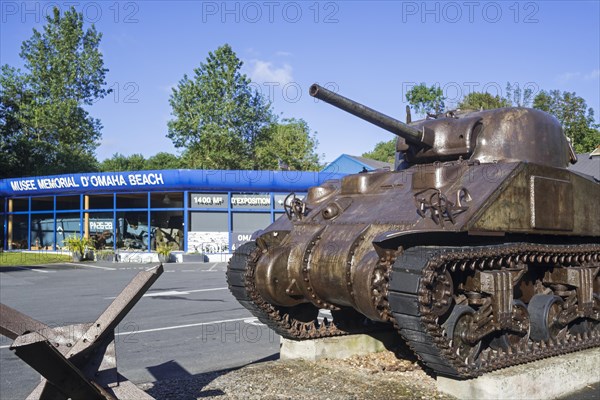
[443,305,482,363]
[529,294,565,341]
[490,300,530,350]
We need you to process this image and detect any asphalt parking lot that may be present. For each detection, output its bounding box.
[1,261,598,400]
[0,261,279,400]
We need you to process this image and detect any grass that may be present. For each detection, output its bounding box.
[0,252,72,266]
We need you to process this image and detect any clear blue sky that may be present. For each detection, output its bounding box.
[2,1,599,163]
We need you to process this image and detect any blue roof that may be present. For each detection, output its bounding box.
[321,154,393,174]
[0,169,346,197]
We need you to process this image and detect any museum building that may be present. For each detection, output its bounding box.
[0,169,345,255]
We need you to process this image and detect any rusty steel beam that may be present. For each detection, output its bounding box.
[11,332,111,400]
[0,303,50,340]
[0,265,163,400]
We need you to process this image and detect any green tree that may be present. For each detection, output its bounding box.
[0,7,109,178]
[458,92,511,110]
[506,82,533,107]
[405,83,445,115]
[0,67,29,176]
[362,140,396,164]
[146,152,183,170]
[99,153,146,172]
[533,90,600,153]
[99,152,182,171]
[167,44,274,169]
[254,118,321,170]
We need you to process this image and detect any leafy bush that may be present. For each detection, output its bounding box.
[63,235,94,256]
[156,244,172,257]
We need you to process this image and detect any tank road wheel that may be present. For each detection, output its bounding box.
[490,300,530,350]
[529,294,566,341]
[443,305,482,363]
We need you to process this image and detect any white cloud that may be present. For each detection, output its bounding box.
[249,60,294,86]
[584,69,600,80]
[556,68,600,83]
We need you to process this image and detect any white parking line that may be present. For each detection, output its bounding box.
[8,266,53,273]
[116,317,249,335]
[69,263,116,270]
[208,263,219,271]
[104,287,228,299]
[244,317,266,326]
[0,315,257,348]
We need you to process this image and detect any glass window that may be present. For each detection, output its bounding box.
[231,212,271,232]
[57,195,80,211]
[1,198,5,213]
[117,193,147,209]
[56,213,81,249]
[0,214,6,249]
[190,212,227,231]
[116,212,149,250]
[151,192,183,208]
[89,194,114,210]
[188,212,228,254]
[31,214,54,250]
[1,214,4,249]
[150,211,184,250]
[31,197,54,211]
[10,215,28,249]
[88,213,114,250]
[231,213,272,251]
[11,198,28,212]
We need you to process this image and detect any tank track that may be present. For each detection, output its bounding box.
[227,241,385,340]
[388,243,600,378]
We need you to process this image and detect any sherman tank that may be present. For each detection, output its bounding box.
[227,83,599,378]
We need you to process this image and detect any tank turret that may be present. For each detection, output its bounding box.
[309,84,575,167]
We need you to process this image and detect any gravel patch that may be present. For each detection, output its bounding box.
[139,349,454,399]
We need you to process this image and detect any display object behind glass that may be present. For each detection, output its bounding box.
[150,211,184,251]
[10,215,28,249]
[88,213,114,249]
[116,212,148,250]
[30,214,54,249]
[56,214,80,249]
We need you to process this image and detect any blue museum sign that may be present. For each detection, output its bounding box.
[0,169,346,197]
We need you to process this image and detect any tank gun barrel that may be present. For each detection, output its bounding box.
[309,84,431,146]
